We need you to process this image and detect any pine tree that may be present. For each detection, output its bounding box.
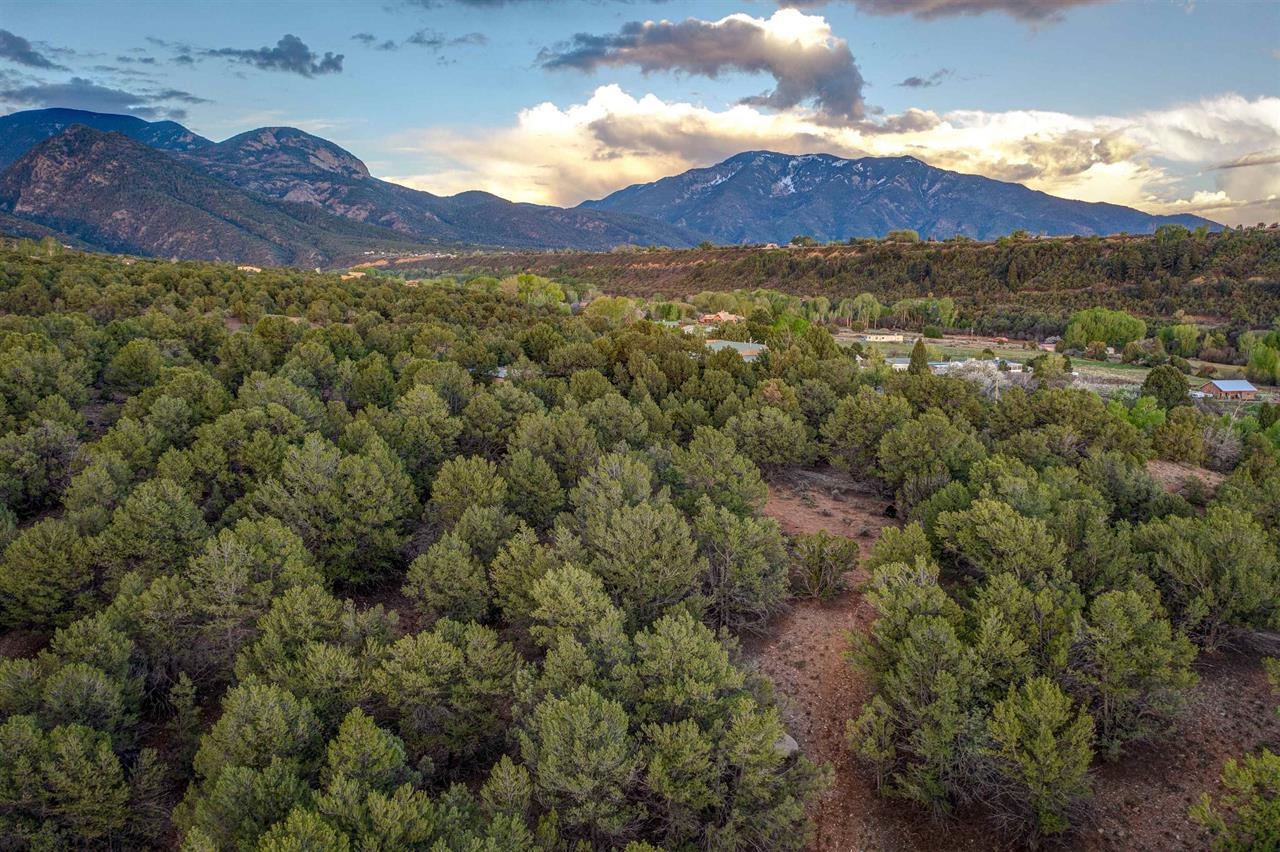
[518,684,641,845]
[693,500,789,628]
[94,477,209,591]
[371,619,517,768]
[501,449,564,531]
[1190,749,1280,850]
[402,533,491,624]
[583,501,707,628]
[821,388,913,476]
[1078,590,1197,757]
[0,518,93,628]
[985,677,1094,837]
[908,337,930,375]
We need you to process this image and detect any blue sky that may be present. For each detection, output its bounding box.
[2,0,1277,223]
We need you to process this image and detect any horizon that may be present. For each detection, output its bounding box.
[1,1,1277,226]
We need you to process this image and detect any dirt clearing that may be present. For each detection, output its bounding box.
[1146,459,1226,497]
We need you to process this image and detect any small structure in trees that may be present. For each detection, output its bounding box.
[705,339,768,362]
[1199,379,1259,401]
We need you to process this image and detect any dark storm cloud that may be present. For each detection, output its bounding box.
[539,14,866,121]
[783,0,1110,23]
[207,34,343,77]
[898,68,952,88]
[0,76,205,119]
[0,29,69,71]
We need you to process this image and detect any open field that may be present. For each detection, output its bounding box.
[861,331,1279,399]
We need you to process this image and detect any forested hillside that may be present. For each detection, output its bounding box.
[0,239,1277,850]
[409,226,1280,336]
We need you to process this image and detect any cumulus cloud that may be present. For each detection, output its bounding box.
[385,86,1279,226]
[0,76,207,119]
[0,29,69,71]
[539,10,865,121]
[207,34,343,77]
[898,68,952,88]
[787,0,1110,23]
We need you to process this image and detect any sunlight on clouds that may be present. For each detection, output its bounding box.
[386,86,1280,226]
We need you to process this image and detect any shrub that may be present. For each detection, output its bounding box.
[985,677,1094,838]
[789,530,858,599]
[1190,750,1280,850]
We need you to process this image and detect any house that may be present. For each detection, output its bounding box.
[887,357,911,371]
[1200,379,1259,400]
[698,311,746,325]
[857,332,905,344]
[705,339,768,363]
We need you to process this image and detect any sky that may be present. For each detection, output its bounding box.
[1,0,1277,225]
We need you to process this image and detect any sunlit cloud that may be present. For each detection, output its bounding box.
[385,86,1280,226]
[539,10,866,121]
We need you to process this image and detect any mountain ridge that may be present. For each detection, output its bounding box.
[0,126,429,266]
[578,149,1217,243]
[0,109,1221,266]
[0,107,211,172]
[0,109,700,253]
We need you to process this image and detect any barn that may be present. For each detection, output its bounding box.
[1199,379,1259,400]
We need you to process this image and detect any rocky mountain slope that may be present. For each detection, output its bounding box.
[0,126,425,266]
[178,126,698,250]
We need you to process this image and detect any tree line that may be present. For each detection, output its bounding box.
[0,239,1276,848]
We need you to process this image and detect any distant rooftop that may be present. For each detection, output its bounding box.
[1205,379,1257,392]
[705,339,768,362]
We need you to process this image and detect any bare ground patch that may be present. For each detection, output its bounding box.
[0,628,47,660]
[763,467,895,545]
[749,469,993,850]
[1083,649,1280,851]
[1146,459,1226,497]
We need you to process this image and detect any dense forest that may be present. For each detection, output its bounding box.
[0,239,1277,850]
[408,226,1280,339]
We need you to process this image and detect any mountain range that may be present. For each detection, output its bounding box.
[0,108,1218,266]
[580,150,1215,243]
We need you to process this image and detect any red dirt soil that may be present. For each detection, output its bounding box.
[1145,459,1226,498]
[747,469,1280,851]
